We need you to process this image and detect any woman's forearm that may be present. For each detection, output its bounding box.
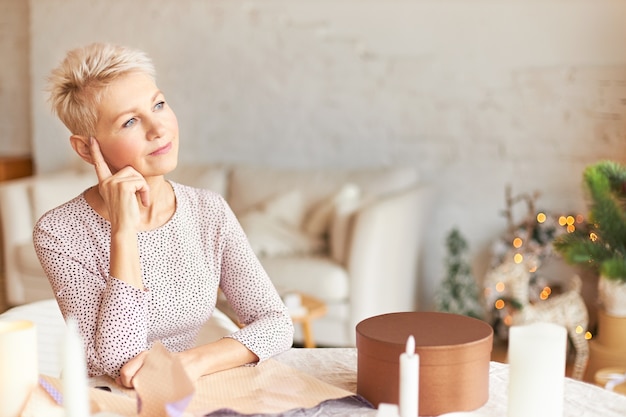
[177,338,259,381]
[109,228,144,290]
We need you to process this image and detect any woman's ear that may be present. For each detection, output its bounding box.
[69,135,93,164]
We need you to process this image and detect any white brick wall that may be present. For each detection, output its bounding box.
[3,0,626,309]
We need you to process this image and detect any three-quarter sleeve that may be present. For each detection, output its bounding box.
[215,198,294,361]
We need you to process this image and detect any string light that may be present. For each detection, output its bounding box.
[539,286,552,300]
[487,209,591,339]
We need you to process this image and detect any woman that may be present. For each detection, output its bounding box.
[34,42,294,387]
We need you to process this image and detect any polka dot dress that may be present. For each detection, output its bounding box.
[33,182,294,378]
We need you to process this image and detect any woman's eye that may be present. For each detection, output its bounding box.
[154,101,165,111]
[123,118,136,128]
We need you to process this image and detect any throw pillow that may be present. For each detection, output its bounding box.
[238,190,324,257]
[328,186,363,264]
[303,183,361,239]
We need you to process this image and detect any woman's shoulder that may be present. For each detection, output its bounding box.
[169,181,234,228]
[36,193,90,220]
[34,193,102,235]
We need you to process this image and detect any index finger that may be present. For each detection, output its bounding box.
[89,137,112,182]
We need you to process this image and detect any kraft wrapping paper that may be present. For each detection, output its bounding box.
[21,344,353,417]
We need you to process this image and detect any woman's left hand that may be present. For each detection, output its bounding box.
[116,350,149,388]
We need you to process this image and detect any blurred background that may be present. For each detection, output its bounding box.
[2,0,626,311]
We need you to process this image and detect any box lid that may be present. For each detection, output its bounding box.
[356,312,493,365]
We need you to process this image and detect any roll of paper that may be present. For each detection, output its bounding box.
[507,322,567,417]
[0,320,38,417]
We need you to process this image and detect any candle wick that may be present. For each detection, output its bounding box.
[406,335,415,355]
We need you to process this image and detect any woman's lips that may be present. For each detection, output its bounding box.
[149,142,172,156]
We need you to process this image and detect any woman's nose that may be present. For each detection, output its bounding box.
[147,117,166,140]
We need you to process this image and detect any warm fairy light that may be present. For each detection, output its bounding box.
[495,282,505,292]
[567,224,576,233]
[513,237,523,248]
[576,214,584,224]
[495,299,505,310]
[513,253,523,264]
[529,265,538,273]
[536,212,547,223]
[503,315,512,326]
[558,216,567,226]
[566,216,575,225]
[585,332,592,340]
[539,287,551,300]
[575,325,583,334]
[590,232,598,242]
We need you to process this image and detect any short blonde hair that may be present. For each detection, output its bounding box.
[47,42,156,136]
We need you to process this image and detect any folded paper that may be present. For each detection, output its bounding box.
[133,342,195,417]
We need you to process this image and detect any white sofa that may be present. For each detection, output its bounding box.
[0,164,428,347]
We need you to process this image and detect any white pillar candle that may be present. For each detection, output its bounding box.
[399,334,419,417]
[63,318,90,417]
[0,320,38,417]
[507,322,567,417]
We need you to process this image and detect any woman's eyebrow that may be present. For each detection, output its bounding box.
[110,90,163,123]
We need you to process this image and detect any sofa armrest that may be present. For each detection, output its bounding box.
[346,185,432,338]
[0,176,39,305]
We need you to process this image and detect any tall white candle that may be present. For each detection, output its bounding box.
[507,322,567,417]
[63,318,90,417]
[0,320,38,417]
[399,334,419,417]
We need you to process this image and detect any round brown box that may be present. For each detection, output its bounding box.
[356,312,493,416]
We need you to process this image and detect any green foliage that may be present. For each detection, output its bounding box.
[436,228,485,319]
[553,160,626,282]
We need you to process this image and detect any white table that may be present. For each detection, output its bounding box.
[274,348,626,417]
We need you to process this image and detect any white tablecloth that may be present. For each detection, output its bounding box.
[274,348,626,417]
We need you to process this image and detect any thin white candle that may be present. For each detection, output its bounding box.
[399,334,419,417]
[63,318,90,417]
[507,322,567,417]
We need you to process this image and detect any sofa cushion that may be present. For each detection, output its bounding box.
[16,243,46,276]
[166,165,229,196]
[259,256,349,303]
[30,170,96,221]
[238,190,325,257]
[228,166,418,217]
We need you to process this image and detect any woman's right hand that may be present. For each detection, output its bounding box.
[89,137,146,289]
[88,137,150,232]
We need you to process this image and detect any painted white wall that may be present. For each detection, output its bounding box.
[7,0,626,309]
[0,0,30,156]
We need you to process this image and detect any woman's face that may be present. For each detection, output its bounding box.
[92,71,179,177]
